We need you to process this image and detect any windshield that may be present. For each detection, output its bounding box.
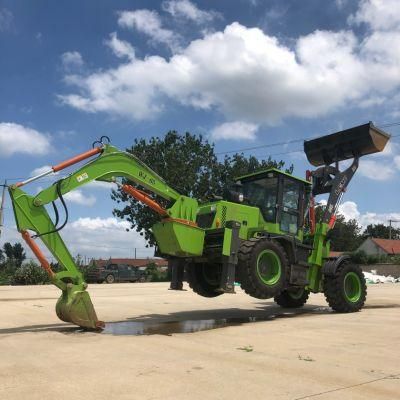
[241,177,278,222]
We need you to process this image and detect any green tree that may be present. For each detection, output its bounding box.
[112,131,292,245]
[2,242,26,268]
[12,261,50,285]
[328,215,363,251]
[362,223,400,239]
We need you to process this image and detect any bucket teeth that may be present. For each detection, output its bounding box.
[56,287,104,330]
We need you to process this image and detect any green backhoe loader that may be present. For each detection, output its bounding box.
[8,123,390,329]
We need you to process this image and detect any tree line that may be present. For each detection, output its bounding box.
[328,217,400,252]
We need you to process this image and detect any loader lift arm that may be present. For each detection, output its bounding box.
[304,122,390,292]
[8,140,196,329]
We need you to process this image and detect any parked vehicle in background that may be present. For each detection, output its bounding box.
[87,263,147,284]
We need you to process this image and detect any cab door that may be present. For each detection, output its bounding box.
[117,265,130,281]
[279,178,301,235]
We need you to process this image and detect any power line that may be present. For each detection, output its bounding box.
[215,122,400,156]
[215,138,306,155]
[1,121,400,181]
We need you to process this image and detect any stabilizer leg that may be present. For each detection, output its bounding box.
[169,258,185,290]
[218,221,241,293]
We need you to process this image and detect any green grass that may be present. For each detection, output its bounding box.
[237,345,254,352]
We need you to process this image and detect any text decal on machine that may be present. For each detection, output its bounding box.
[138,170,156,186]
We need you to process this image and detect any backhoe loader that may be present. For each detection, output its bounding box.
[8,122,390,329]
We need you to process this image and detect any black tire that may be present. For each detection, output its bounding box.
[324,261,367,312]
[238,238,288,299]
[105,274,115,284]
[186,263,223,298]
[274,288,310,308]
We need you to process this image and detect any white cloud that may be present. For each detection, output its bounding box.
[1,217,153,259]
[105,32,135,60]
[60,1,400,131]
[86,180,113,190]
[338,201,360,220]
[211,121,258,141]
[162,0,220,23]
[339,200,400,229]
[0,123,51,157]
[118,9,180,50]
[61,51,84,70]
[349,0,400,31]
[64,190,96,206]
[30,165,56,177]
[63,217,152,258]
[358,159,395,181]
[0,8,13,32]
[394,155,400,170]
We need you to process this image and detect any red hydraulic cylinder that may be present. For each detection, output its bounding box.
[121,184,168,217]
[21,230,55,278]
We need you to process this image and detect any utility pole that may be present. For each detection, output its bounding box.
[134,248,137,259]
[0,180,7,239]
[388,219,400,240]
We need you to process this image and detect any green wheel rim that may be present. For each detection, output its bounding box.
[256,250,281,286]
[344,272,362,303]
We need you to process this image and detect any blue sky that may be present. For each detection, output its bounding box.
[0,0,399,259]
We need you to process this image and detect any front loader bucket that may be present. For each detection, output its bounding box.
[56,286,104,330]
[304,122,390,166]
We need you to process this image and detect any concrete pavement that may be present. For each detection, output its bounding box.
[0,283,399,400]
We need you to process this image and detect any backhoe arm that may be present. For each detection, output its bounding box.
[8,141,196,329]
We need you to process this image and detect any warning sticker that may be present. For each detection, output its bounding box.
[77,172,89,183]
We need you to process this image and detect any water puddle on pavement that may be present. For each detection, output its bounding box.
[100,307,333,336]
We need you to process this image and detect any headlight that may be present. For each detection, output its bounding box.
[238,193,244,202]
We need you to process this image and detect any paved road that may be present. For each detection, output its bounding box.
[0,283,399,400]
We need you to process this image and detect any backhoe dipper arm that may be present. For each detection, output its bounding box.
[8,142,191,329]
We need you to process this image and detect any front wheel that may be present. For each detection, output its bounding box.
[238,238,288,299]
[324,261,366,312]
[186,263,223,298]
[105,274,115,284]
[274,288,309,308]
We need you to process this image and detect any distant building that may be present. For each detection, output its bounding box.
[356,238,400,256]
[91,258,168,271]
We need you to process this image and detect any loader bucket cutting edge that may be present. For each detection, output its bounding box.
[56,289,104,330]
[304,122,391,166]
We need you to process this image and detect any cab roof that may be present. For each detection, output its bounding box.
[235,168,311,185]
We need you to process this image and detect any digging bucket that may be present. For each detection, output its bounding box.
[304,122,391,166]
[56,285,104,330]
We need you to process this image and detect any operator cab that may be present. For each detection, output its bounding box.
[235,169,311,235]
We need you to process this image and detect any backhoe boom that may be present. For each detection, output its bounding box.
[9,141,192,329]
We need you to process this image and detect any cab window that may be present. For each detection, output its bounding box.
[242,177,278,222]
[280,178,301,235]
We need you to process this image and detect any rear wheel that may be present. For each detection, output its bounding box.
[186,263,223,298]
[324,261,366,312]
[105,274,115,284]
[238,238,288,299]
[274,288,309,308]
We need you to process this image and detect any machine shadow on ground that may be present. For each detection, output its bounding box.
[1,301,398,336]
[0,302,330,336]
